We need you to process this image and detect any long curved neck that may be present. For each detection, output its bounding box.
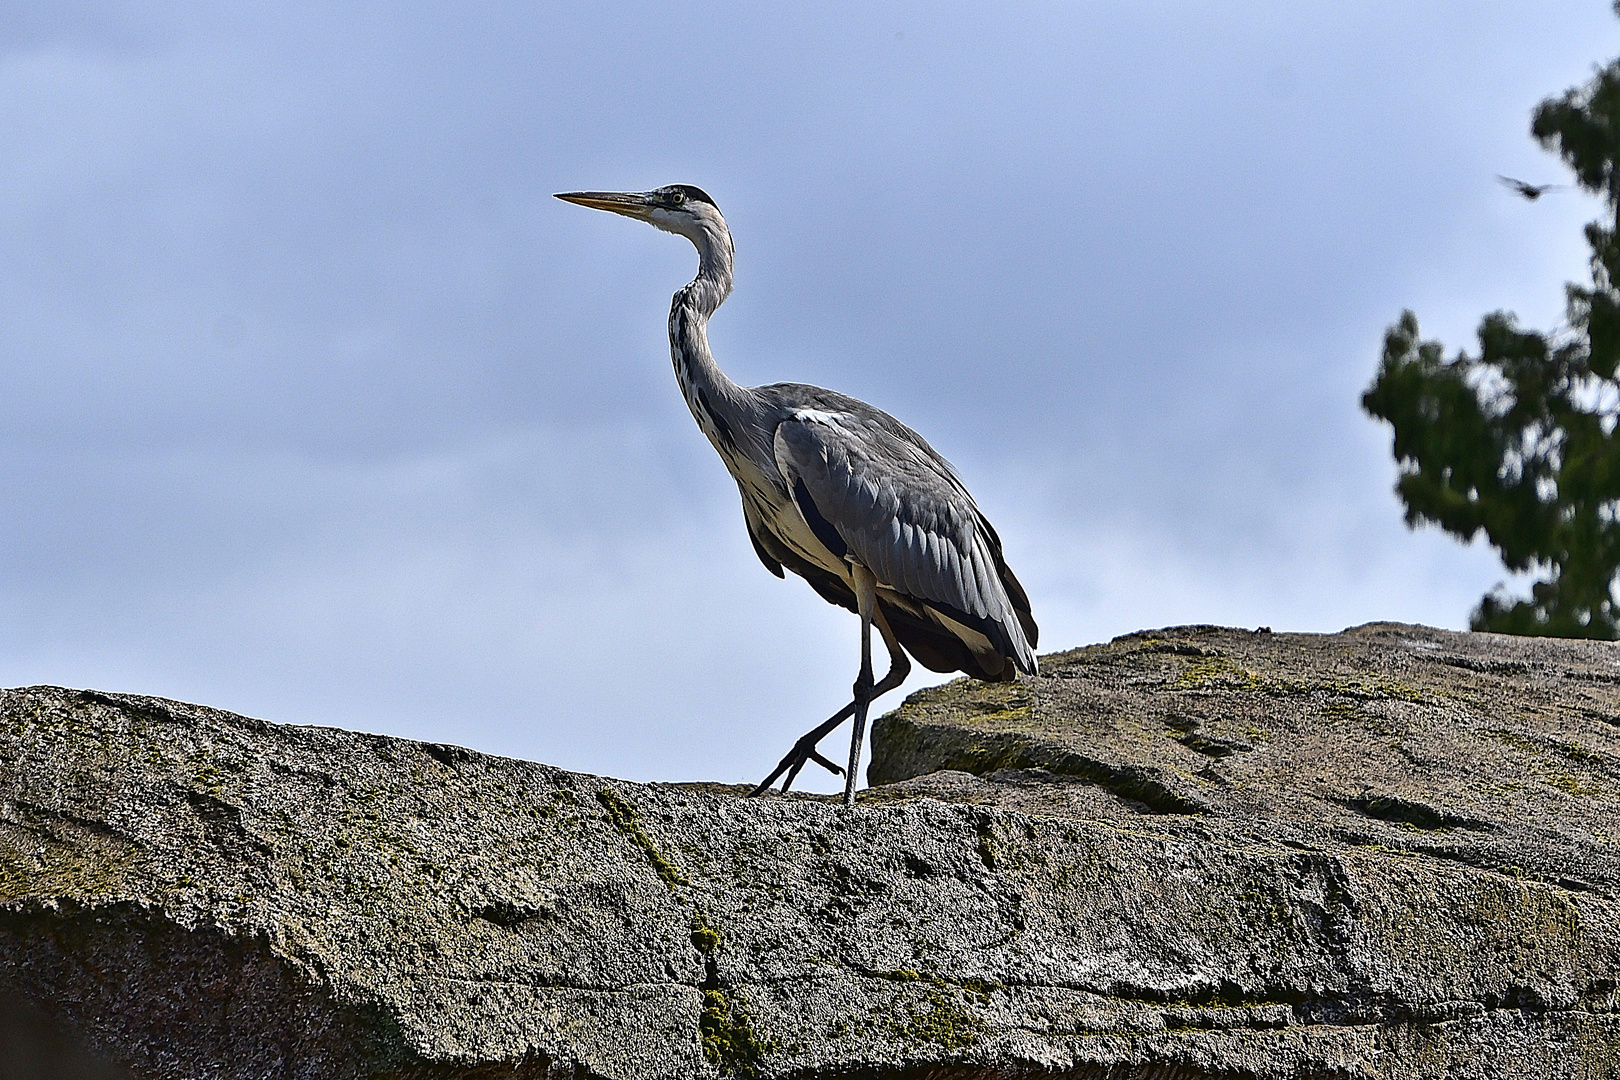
[678,221,733,320]
[669,222,762,461]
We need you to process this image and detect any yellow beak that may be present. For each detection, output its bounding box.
[554,190,656,219]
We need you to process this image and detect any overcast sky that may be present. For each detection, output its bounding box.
[2,2,1617,790]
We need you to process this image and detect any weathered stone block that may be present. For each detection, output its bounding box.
[2,623,1617,1078]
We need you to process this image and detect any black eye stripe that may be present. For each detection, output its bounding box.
[664,184,717,209]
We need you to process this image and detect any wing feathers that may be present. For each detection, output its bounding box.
[774,411,1036,675]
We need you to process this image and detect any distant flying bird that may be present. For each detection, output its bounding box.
[1497,175,1565,201]
[556,186,1037,806]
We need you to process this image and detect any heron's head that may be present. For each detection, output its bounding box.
[555,185,727,247]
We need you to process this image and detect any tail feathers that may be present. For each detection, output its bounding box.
[880,599,1028,682]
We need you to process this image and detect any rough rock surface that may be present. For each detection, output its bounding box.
[2,623,1619,1079]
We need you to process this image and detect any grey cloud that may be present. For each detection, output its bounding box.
[0,0,1614,785]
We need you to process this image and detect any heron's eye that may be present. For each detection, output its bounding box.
[668,190,686,206]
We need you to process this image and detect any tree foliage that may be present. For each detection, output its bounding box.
[1363,14,1620,638]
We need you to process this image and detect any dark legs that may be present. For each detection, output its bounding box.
[843,563,879,806]
[747,702,855,796]
[748,567,911,801]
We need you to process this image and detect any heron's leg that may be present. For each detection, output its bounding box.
[776,616,908,793]
[843,563,880,807]
[747,603,910,798]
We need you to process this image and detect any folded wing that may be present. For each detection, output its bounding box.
[773,407,1037,680]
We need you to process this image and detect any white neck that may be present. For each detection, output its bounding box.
[667,218,766,465]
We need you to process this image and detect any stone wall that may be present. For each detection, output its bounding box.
[2,623,1617,1078]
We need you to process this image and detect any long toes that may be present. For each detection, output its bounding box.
[807,749,843,774]
[751,746,818,798]
[749,758,796,797]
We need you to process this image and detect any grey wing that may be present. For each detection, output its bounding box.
[773,411,1036,675]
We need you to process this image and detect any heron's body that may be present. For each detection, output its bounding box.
[558,184,1037,802]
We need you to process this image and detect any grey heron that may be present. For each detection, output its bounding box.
[556,185,1037,806]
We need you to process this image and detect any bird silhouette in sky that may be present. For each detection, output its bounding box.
[1497,175,1565,201]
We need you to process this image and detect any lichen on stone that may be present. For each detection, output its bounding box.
[595,787,690,888]
[690,909,721,954]
[699,986,771,1076]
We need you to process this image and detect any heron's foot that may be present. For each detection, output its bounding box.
[748,723,848,798]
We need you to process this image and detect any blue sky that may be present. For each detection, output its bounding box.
[2,1,1617,790]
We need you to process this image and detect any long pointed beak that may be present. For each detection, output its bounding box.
[554,190,656,219]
